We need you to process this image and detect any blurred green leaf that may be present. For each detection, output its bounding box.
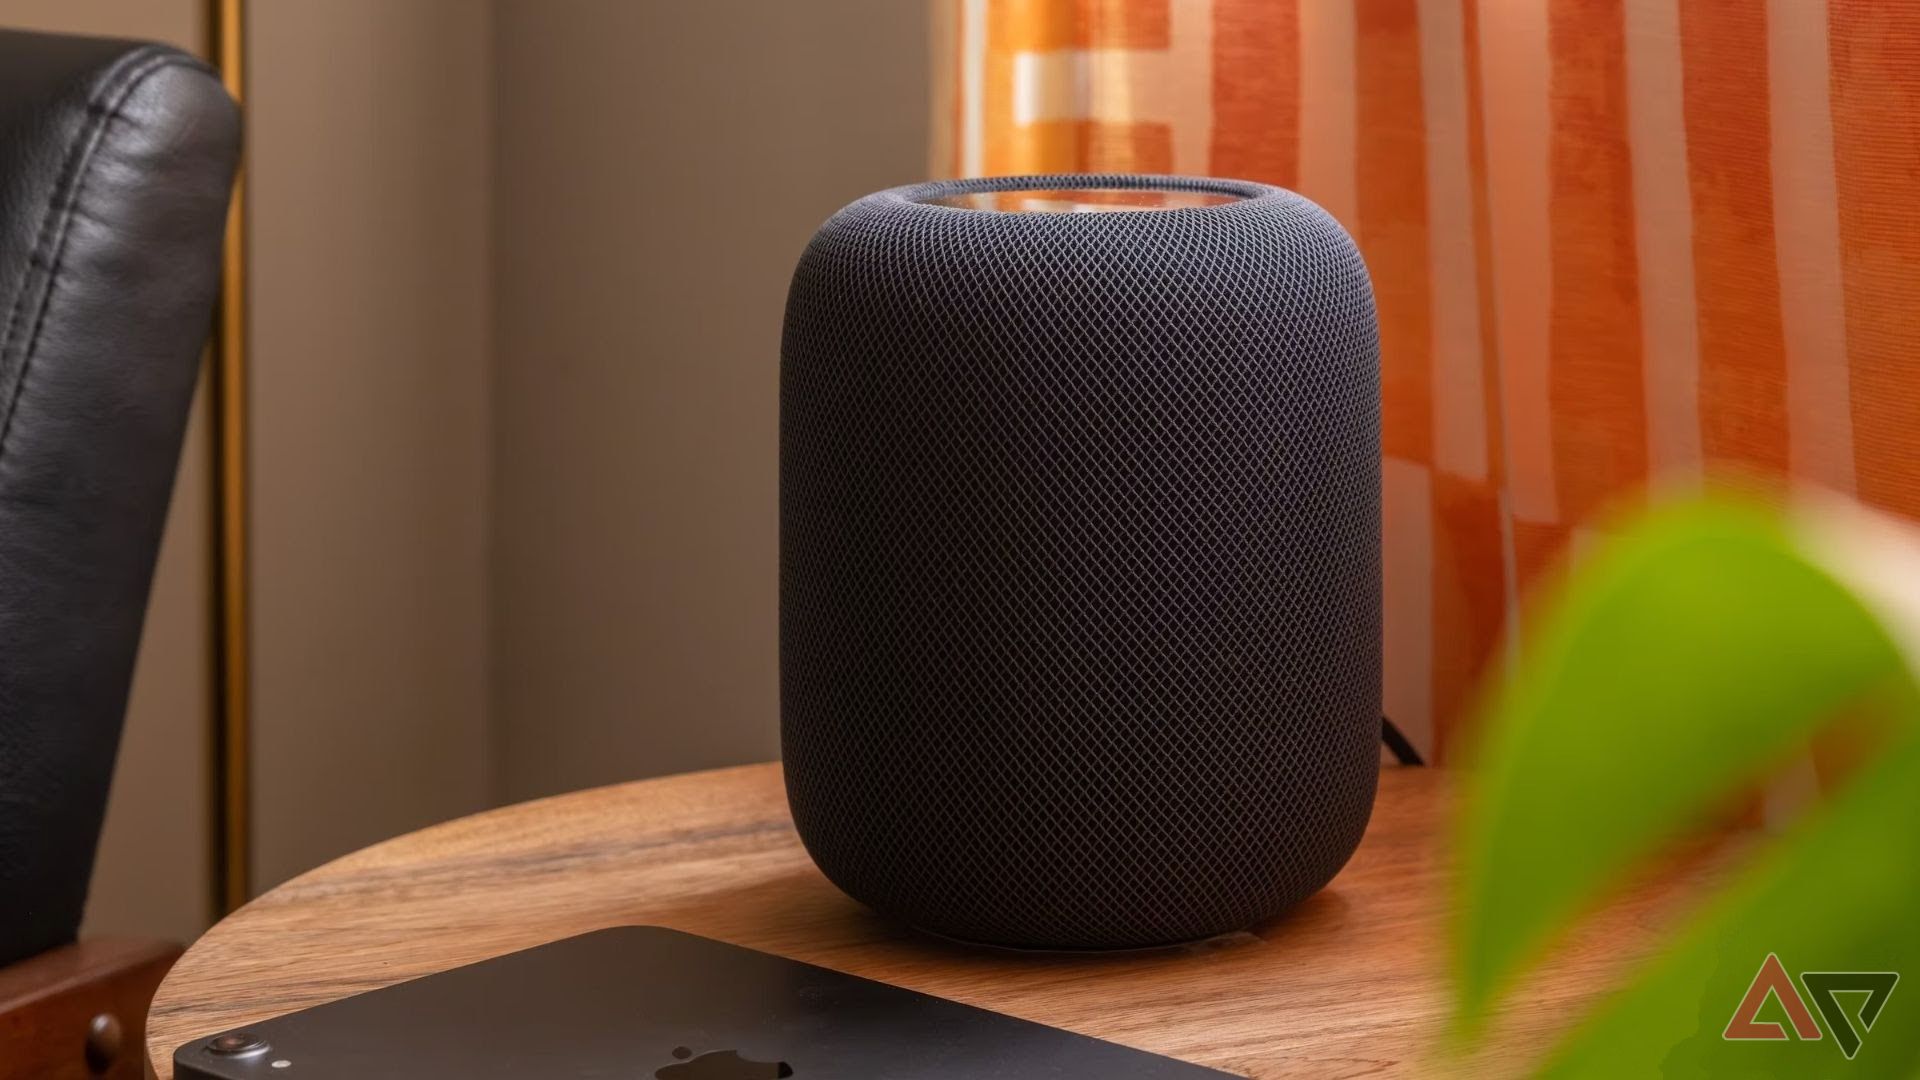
[1538,728,1920,1078]
[1452,499,1914,1033]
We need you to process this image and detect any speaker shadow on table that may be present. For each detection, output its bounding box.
[638,865,1357,976]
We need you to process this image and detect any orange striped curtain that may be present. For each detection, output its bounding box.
[934,0,1920,762]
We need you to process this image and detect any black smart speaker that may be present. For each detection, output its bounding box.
[780,174,1381,950]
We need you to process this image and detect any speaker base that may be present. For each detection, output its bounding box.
[907,923,1262,957]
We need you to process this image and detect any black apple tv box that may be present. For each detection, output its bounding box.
[174,926,1236,1078]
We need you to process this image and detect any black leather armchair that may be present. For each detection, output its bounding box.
[0,26,238,1075]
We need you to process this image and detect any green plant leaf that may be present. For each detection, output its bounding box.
[1452,499,1914,1032]
[1537,728,1920,1077]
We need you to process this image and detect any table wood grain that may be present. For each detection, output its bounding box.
[147,763,1722,1078]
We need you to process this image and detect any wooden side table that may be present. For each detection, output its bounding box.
[146,764,1703,1078]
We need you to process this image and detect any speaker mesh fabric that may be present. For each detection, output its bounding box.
[780,175,1381,949]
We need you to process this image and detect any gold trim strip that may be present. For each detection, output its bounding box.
[208,0,251,916]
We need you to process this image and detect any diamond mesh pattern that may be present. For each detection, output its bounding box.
[780,175,1381,949]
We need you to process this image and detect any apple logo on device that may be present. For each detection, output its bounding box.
[654,1045,794,1079]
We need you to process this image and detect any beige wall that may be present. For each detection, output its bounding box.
[1,0,493,936]
[2,0,218,946]
[247,1,494,891]
[490,0,931,801]
[8,0,929,930]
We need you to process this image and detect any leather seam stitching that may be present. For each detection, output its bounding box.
[0,48,213,467]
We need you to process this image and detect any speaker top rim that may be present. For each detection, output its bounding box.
[881,173,1291,218]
